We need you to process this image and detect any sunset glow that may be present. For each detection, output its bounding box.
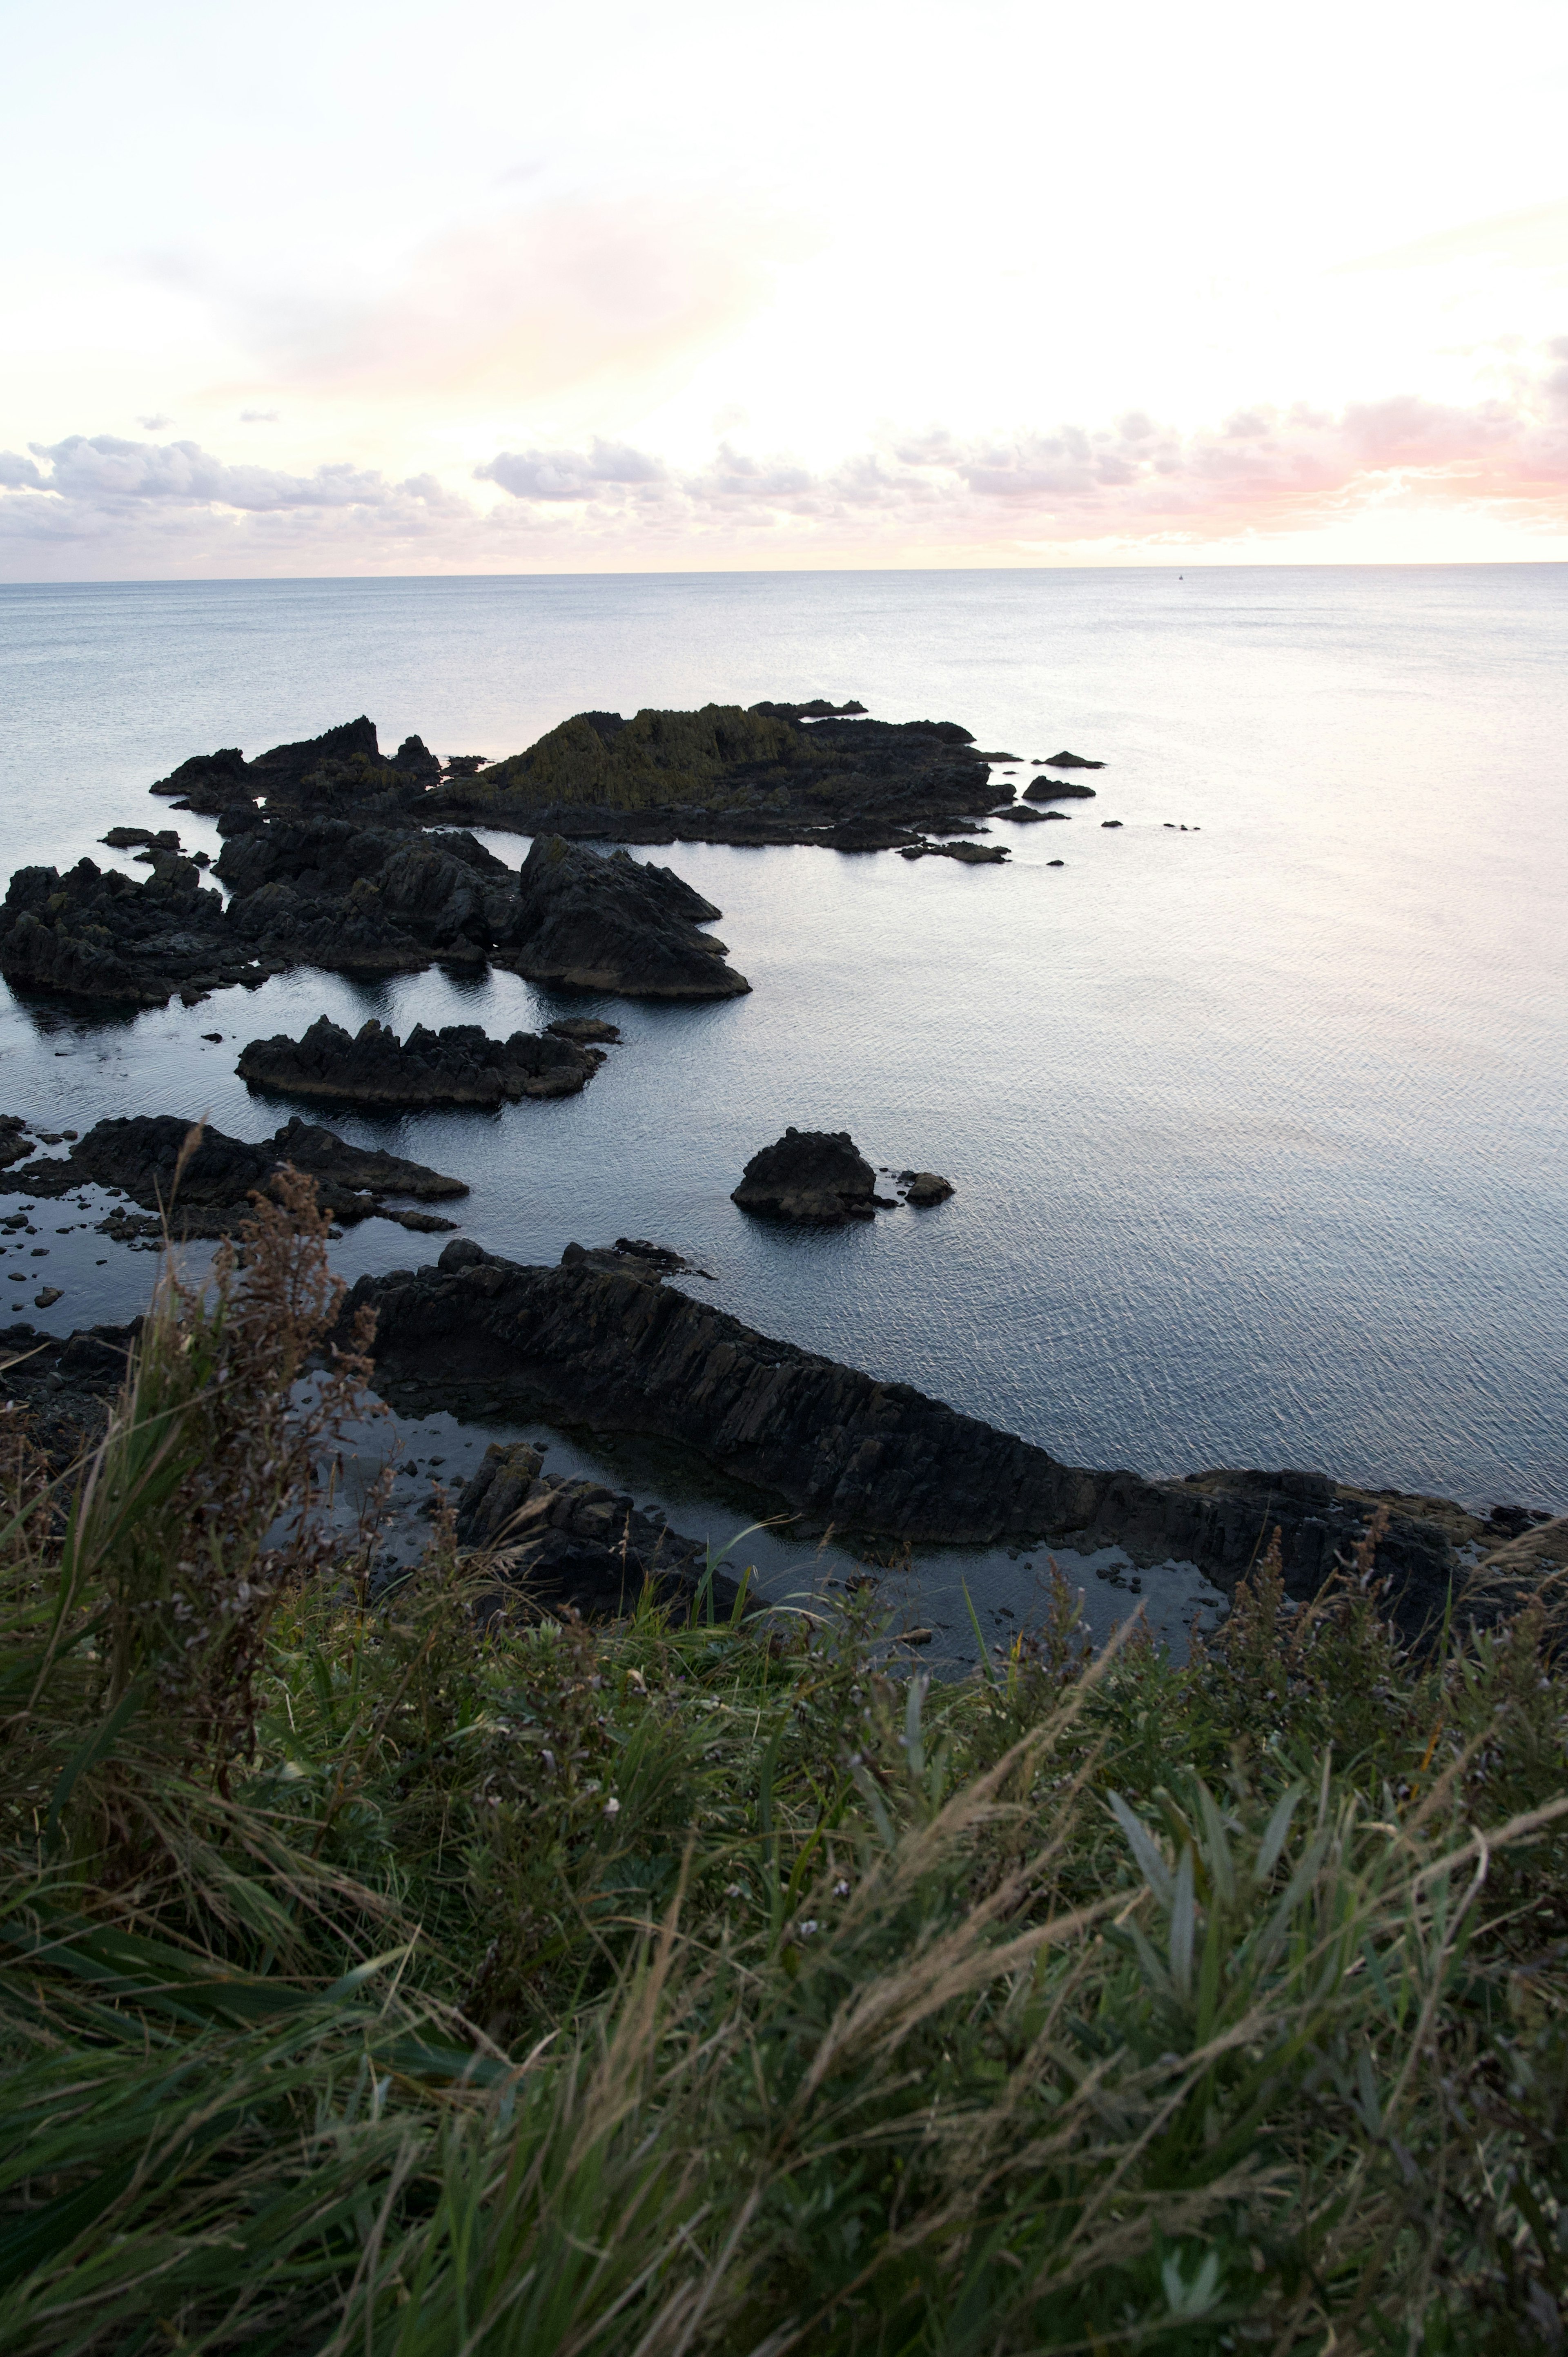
[4,0,1566,576]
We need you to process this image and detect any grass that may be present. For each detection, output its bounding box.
[2,1175,1567,2352]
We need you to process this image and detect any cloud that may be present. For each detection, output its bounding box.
[3,342,1567,576]
[135,412,173,429]
[476,439,666,500]
[240,407,280,422]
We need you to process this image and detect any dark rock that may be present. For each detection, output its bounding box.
[390,734,441,788]
[441,754,490,778]
[899,1171,954,1206]
[547,1016,621,1043]
[425,700,998,852]
[102,826,180,850]
[0,1320,136,1462]
[151,748,249,804]
[341,1241,1485,1635]
[1101,820,1123,830]
[0,856,265,1006]
[1023,778,1097,804]
[454,1439,738,1622]
[0,1113,466,1236]
[733,1128,876,1224]
[996,805,1049,824]
[249,716,381,797]
[1041,750,1105,769]
[0,1116,33,1168]
[1047,859,1065,867]
[201,1031,224,1042]
[237,1015,602,1107]
[499,836,749,999]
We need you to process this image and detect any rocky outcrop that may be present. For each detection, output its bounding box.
[733,1129,877,1223]
[898,1171,954,1206]
[102,826,181,851]
[237,1015,605,1106]
[1024,778,1097,804]
[425,701,1000,852]
[0,1320,136,1464]
[151,747,249,807]
[151,718,441,821]
[453,1438,740,1621]
[0,855,266,1006]
[499,836,749,998]
[341,1239,1491,1635]
[0,1115,467,1236]
[1040,751,1105,769]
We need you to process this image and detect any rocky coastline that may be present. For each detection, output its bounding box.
[337,1235,1551,1638]
[0,1115,467,1238]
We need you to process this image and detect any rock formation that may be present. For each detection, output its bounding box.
[237,1015,605,1107]
[500,835,748,998]
[1023,777,1097,804]
[0,854,266,1006]
[1040,751,1105,769]
[341,1238,1492,1635]
[425,701,1000,852]
[733,1129,878,1223]
[898,1171,954,1206]
[0,1114,467,1236]
[453,1438,739,1621]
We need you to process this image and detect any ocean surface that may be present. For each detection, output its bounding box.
[1,567,1564,1646]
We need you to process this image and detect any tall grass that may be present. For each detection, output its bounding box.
[2,1176,1566,2352]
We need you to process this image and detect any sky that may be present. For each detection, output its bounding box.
[2,0,1567,577]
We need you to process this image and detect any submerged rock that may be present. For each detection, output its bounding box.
[0,1113,467,1236]
[342,1240,1487,1632]
[237,1015,604,1107]
[1040,750,1105,769]
[733,1129,877,1224]
[546,1016,621,1043]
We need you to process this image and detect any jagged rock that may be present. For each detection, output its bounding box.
[217,817,514,974]
[0,856,266,1006]
[733,1128,876,1224]
[1041,750,1105,769]
[151,747,249,804]
[1101,820,1123,830]
[237,1015,603,1106]
[499,835,749,999]
[342,1240,1488,1634]
[0,1320,136,1462]
[996,805,1049,824]
[547,1016,621,1043]
[102,826,180,850]
[898,1171,954,1206]
[426,701,998,852]
[390,734,441,788]
[0,1113,466,1236]
[1024,778,1097,804]
[453,1438,736,1621]
[0,1117,33,1168]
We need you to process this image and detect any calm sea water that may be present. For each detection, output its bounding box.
[1,567,1564,1627]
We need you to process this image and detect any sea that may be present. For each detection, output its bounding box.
[2,566,1565,1655]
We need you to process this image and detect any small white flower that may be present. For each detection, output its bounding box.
[797,1919,819,1938]
[724,1883,746,1898]
[833,1880,851,1898]
[603,1796,620,1817]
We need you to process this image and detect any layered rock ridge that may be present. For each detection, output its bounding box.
[343,1239,1475,1632]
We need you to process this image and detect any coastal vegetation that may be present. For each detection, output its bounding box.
[4,1182,1567,2350]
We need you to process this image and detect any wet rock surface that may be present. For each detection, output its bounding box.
[238,1015,605,1107]
[0,1115,467,1237]
[0,1320,135,1463]
[733,1129,878,1224]
[453,1438,740,1621]
[342,1238,1493,1637]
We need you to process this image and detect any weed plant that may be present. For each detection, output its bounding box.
[2,1174,1566,2352]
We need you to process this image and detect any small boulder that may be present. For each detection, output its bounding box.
[733,1127,877,1224]
[1040,750,1105,769]
[1024,778,1096,804]
[898,1171,955,1206]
